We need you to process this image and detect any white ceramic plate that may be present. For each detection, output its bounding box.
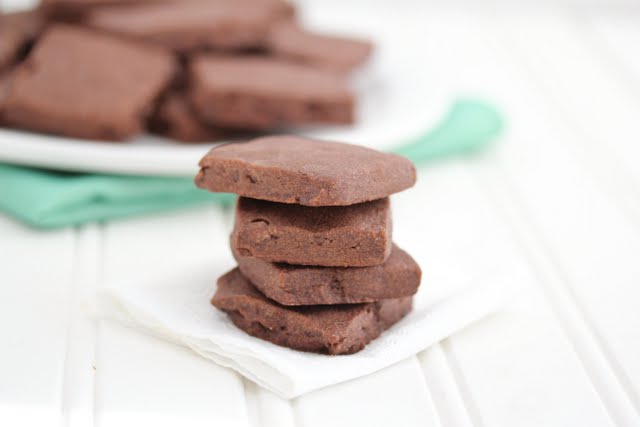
[0,2,448,177]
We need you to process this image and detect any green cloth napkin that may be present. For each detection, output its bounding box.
[0,167,235,228]
[0,99,503,229]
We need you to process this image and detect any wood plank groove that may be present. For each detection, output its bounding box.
[60,225,101,427]
[93,320,103,427]
[440,340,486,427]
[0,216,76,425]
[418,344,474,427]
[242,379,263,427]
[293,357,440,427]
[243,380,296,427]
[59,229,80,427]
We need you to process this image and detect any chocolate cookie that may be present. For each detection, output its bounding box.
[212,268,412,355]
[189,56,353,130]
[0,31,22,73]
[267,23,372,73]
[233,244,421,305]
[0,72,14,123]
[231,197,392,267]
[0,11,45,71]
[196,136,417,206]
[40,0,167,22]
[85,1,281,52]
[2,25,176,140]
[54,0,296,20]
[149,92,232,143]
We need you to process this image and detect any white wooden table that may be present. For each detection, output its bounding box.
[2,1,640,426]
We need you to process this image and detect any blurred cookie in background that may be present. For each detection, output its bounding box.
[2,24,176,140]
[149,91,241,143]
[0,10,46,71]
[0,71,14,124]
[83,0,290,52]
[38,0,164,22]
[267,22,373,74]
[189,55,354,130]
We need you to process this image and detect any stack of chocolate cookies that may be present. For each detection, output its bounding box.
[196,135,422,355]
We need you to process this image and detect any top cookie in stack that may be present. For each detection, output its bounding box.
[196,135,422,355]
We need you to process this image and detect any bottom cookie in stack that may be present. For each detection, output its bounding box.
[212,268,413,355]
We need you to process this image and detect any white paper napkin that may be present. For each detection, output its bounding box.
[100,261,508,399]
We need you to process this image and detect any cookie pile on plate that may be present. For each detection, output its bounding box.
[196,135,422,355]
[0,0,372,142]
